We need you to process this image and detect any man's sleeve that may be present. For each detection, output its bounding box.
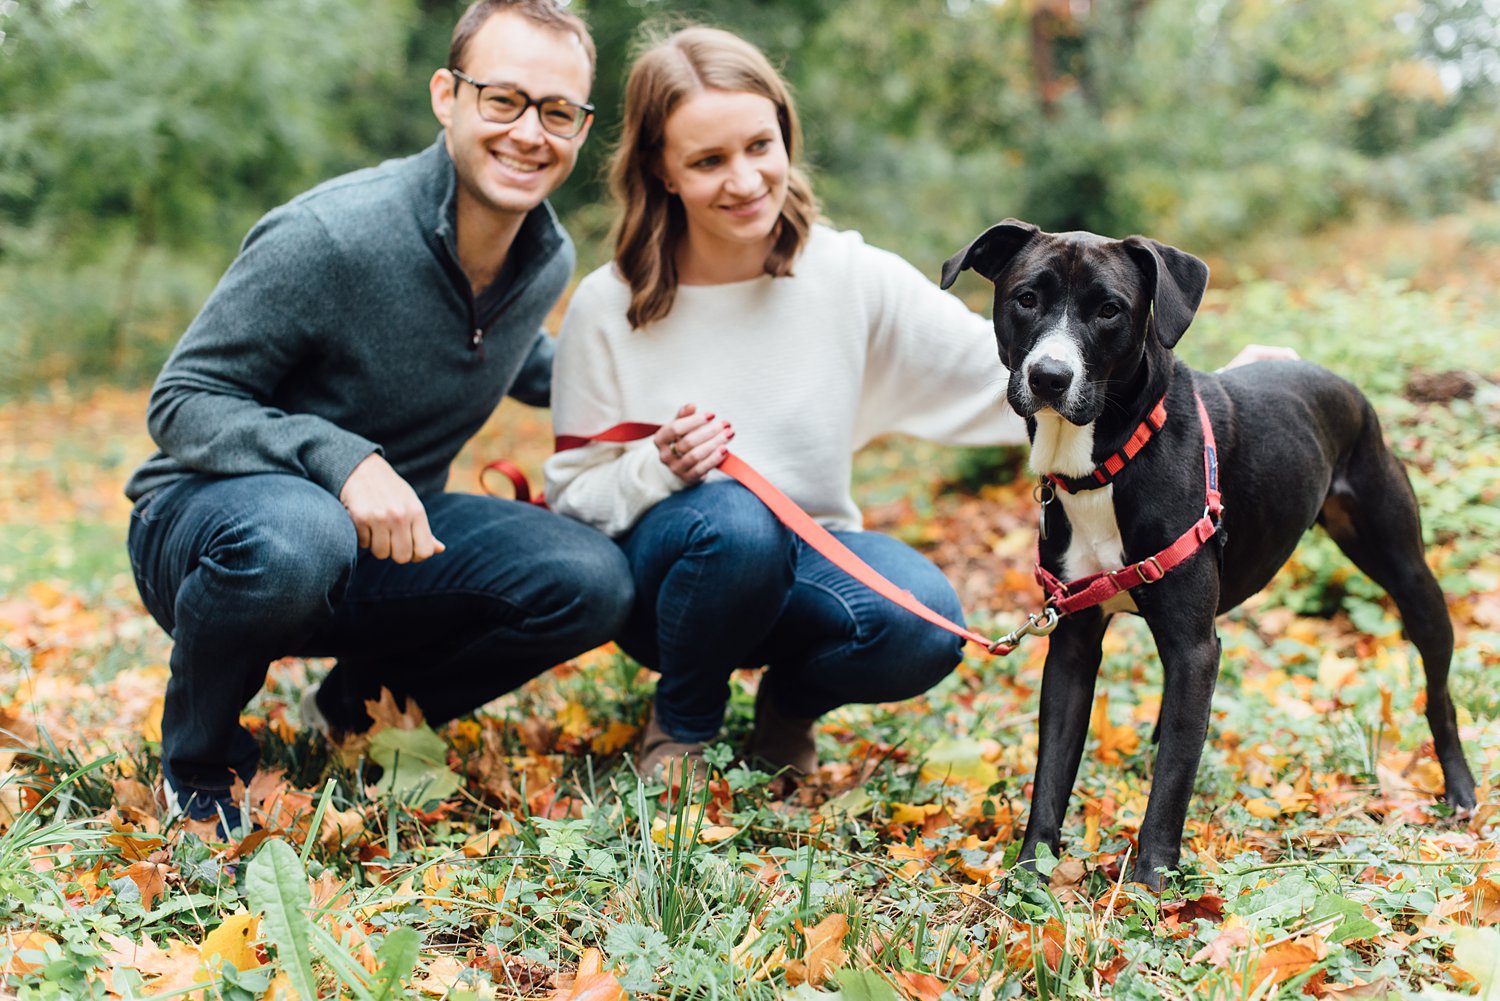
[144,205,380,497]
[507,329,554,407]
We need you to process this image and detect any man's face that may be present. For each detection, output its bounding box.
[431,11,593,221]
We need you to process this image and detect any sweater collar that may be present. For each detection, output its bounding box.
[418,133,565,277]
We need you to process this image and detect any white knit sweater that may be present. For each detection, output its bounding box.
[544,225,1025,538]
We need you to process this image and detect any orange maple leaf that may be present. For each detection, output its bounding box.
[892,970,947,1001]
[364,687,426,731]
[551,947,627,1001]
[1240,936,1327,991]
[120,849,174,911]
[104,810,164,861]
[783,913,849,987]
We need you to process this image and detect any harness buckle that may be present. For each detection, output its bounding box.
[1135,556,1164,585]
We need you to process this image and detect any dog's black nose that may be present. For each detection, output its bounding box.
[1027,358,1074,401]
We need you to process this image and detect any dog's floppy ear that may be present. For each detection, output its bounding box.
[1122,237,1209,348]
[940,219,1038,289]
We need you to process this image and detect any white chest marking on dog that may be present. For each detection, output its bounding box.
[1055,486,1128,579]
[1029,411,1137,613]
[1029,411,1095,478]
[1056,487,1138,613]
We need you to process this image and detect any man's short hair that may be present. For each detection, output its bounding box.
[448,0,596,83]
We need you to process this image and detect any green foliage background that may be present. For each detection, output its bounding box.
[1,0,1497,392]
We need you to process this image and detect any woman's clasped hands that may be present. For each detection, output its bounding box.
[655,403,734,483]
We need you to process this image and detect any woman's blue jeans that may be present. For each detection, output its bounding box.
[127,473,633,795]
[617,481,965,742]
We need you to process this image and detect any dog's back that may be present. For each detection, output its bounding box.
[1197,358,1399,610]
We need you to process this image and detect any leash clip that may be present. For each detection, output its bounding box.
[989,606,1060,653]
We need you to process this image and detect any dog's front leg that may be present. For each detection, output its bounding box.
[1017,607,1109,871]
[1133,575,1222,889]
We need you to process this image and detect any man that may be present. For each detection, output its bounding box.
[124,0,632,831]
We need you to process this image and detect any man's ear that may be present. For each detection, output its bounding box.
[430,68,457,129]
[1122,237,1209,348]
[940,219,1038,289]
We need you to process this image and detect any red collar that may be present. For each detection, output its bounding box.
[1035,392,1223,616]
[1046,394,1168,494]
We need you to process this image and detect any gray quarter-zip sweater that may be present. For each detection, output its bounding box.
[125,135,571,503]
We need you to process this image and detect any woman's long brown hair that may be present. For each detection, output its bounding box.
[609,26,818,329]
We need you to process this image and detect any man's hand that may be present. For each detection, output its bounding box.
[339,454,445,563]
[1220,343,1300,371]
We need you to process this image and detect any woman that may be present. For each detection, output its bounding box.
[543,25,1026,785]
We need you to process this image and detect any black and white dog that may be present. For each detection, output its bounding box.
[941,219,1476,888]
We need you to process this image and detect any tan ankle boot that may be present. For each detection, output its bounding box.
[747,680,819,776]
[637,712,708,789]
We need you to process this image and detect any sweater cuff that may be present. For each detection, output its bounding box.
[304,434,383,497]
[630,441,692,498]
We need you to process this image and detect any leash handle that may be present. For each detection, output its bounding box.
[480,459,544,505]
[531,423,1011,653]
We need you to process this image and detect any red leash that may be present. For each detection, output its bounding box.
[483,425,1044,654]
[483,394,1220,651]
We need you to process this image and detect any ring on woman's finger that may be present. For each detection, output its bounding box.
[670,441,683,458]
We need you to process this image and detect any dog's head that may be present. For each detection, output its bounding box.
[941,219,1209,426]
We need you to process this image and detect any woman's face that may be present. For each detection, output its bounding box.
[658,89,790,262]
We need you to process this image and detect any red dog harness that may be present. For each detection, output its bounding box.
[1033,392,1223,616]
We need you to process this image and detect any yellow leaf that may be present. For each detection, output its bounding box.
[1,931,57,976]
[556,701,591,740]
[649,816,738,846]
[890,802,944,825]
[198,913,263,978]
[918,738,999,787]
[1316,650,1358,692]
[318,805,367,848]
[592,720,640,756]
[261,969,300,1000]
[1244,798,1282,819]
[1090,693,1139,765]
[730,921,787,980]
[140,696,164,743]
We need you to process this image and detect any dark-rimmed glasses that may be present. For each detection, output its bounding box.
[449,68,594,139]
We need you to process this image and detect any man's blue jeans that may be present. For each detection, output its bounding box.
[617,481,965,742]
[127,473,633,794]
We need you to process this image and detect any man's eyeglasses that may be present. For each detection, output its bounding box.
[449,68,594,139]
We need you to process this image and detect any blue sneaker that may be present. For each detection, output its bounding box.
[162,771,250,841]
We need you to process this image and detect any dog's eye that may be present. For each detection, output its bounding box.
[1016,291,1038,309]
[1099,303,1121,319]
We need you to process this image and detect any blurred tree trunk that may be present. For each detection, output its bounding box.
[1030,4,1060,118]
[109,183,156,372]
